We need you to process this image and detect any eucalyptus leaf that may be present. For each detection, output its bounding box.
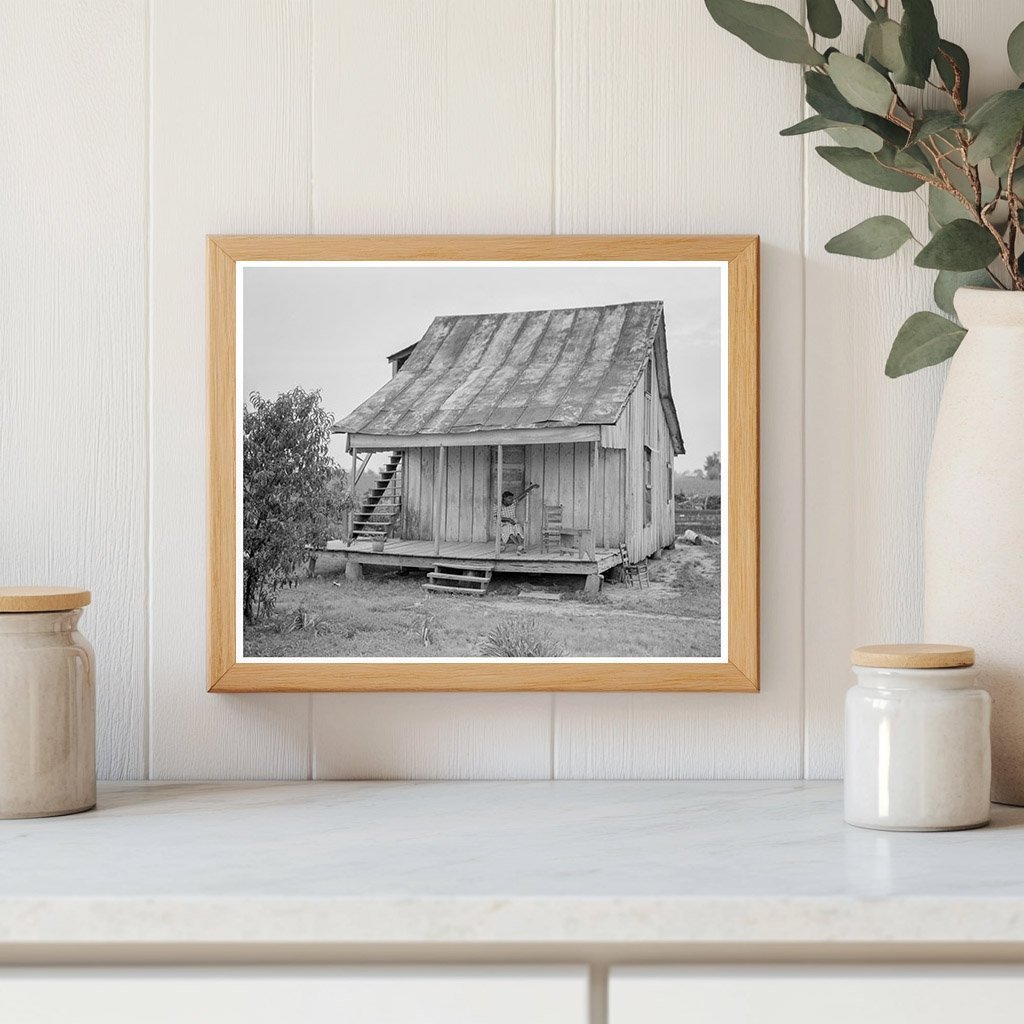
[907,111,963,147]
[849,0,875,19]
[877,143,933,176]
[1009,21,1024,80]
[914,220,1001,271]
[783,112,886,152]
[817,145,923,191]
[928,185,970,227]
[827,52,894,116]
[780,114,834,136]
[805,70,868,124]
[885,311,966,378]
[705,0,825,64]
[826,125,884,152]
[825,215,914,259]
[864,19,905,75]
[967,89,1024,163]
[934,270,992,318]
[899,0,940,83]
[863,112,910,148]
[807,0,841,39]
[988,123,1024,181]
[935,40,970,106]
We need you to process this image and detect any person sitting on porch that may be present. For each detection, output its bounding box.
[495,483,538,554]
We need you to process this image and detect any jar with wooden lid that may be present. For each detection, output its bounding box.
[0,587,95,818]
[845,644,990,831]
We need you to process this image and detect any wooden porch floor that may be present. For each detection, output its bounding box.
[321,539,622,576]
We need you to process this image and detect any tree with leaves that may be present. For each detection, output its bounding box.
[243,388,336,621]
[704,451,722,479]
[706,0,1024,376]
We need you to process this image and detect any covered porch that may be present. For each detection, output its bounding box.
[345,428,625,558]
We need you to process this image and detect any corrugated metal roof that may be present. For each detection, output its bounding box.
[335,301,684,452]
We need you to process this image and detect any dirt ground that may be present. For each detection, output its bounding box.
[243,540,722,659]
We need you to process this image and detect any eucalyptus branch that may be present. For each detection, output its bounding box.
[935,47,966,115]
[963,148,984,210]
[986,267,1007,289]
[893,93,916,121]
[705,0,1024,375]
[1007,137,1024,287]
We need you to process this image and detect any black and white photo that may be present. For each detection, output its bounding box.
[239,260,726,661]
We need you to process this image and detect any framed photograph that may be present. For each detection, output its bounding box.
[209,236,758,692]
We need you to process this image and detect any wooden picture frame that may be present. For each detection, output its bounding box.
[209,235,759,692]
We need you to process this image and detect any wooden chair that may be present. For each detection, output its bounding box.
[618,543,650,588]
[542,504,564,555]
[542,505,594,559]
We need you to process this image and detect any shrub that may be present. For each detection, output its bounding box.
[478,617,565,658]
[243,388,336,621]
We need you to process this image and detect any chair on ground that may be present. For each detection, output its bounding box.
[618,543,650,588]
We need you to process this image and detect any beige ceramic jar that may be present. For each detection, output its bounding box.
[0,587,95,818]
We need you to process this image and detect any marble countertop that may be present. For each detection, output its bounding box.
[2,780,1024,949]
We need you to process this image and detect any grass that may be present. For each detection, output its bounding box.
[674,475,722,498]
[243,542,722,659]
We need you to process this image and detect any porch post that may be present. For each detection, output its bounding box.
[494,443,504,557]
[349,447,358,542]
[589,440,598,530]
[586,440,599,559]
[433,445,447,557]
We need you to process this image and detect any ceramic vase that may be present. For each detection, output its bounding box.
[923,287,1024,805]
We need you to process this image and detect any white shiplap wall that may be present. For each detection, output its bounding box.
[3,0,1016,780]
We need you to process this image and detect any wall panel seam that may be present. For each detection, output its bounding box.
[800,43,809,781]
[145,0,154,781]
[551,0,561,236]
[550,0,561,780]
[307,0,316,779]
[308,0,316,237]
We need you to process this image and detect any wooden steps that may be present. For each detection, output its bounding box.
[422,561,493,597]
[351,452,403,541]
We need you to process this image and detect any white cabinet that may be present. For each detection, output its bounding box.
[0,967,588,1024]
[609,967,1024,1024]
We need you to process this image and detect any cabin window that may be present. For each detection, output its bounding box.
[667,462,673,503]
[644,446,652,525]
[643,359,653,445]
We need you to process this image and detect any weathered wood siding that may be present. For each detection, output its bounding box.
[523,442,601,549]
[402,441,632,550]
[403,446,492,542]
[401,447,435,540]
[617,356,676,561]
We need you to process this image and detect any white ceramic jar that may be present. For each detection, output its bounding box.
[0,587,95,818]
[844,644,990,832]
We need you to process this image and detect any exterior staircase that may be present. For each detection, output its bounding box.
[422,562,493,597]
[351,452,403,542]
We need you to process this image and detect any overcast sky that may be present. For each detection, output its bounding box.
[242,263,723,473]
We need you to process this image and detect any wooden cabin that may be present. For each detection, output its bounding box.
[330,301,684,593]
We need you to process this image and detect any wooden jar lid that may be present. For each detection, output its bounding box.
[851,643,975,669]
[0,587,91,613]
